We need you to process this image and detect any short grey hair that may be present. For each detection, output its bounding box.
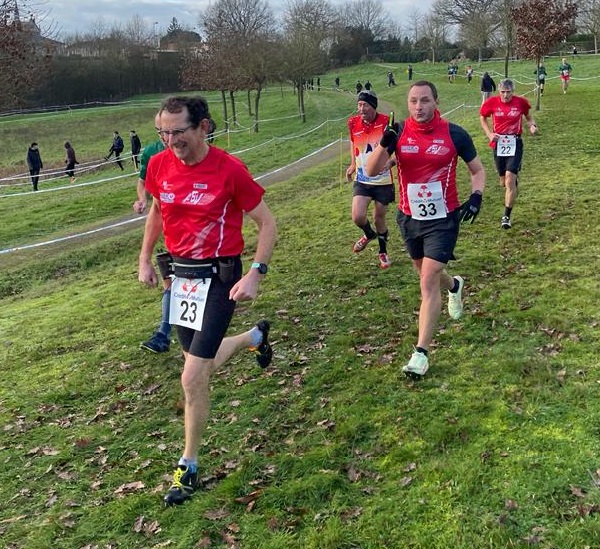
[499,78,514,90]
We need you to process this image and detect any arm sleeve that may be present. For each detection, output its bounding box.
[449,123,478,164]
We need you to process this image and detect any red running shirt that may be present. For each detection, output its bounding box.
[479,95,531,136]
[145,147,264,259]
[394,113,477,216]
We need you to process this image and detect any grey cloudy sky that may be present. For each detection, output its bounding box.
[38,0,432,38]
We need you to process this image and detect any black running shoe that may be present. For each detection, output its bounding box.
[164,465,197,506]
[251,320,272,368]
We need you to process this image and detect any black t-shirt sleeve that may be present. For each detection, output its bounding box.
[449,123,478,164]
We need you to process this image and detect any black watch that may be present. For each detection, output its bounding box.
[251,262,268,275]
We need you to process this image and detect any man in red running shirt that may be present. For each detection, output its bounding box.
[366,81,486,379]
[479,78,538,229]
[346,90,395,269]
[138,96,277,506]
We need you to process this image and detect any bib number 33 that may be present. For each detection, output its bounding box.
[407,181,446,220]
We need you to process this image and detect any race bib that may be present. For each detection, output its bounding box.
[497,135,516,157]
[170,276,212,331]
[407,181,446,220]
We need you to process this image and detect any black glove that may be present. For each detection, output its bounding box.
[380,111,399,155]
[459,192,482,224]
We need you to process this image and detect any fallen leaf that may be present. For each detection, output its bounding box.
[204,508,230,521]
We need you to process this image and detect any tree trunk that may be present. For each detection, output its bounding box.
[221,89,229,131]
[534,55,541,111]
[229,90,237,125]
[299,84,306,123]
[247,89,253,116]
[253,88,261,133]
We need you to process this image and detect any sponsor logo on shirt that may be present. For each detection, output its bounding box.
[160,192,175,203]
[182,191,215,206]
[193,183,208,190]
[425,144,450,155]
[401,145,419,153]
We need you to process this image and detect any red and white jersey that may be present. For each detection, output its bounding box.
[348,112,394,185]
[145,146,264,259]
[394,112,477,216]
[480,95,531,136]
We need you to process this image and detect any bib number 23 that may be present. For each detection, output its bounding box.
[169,276,212,331]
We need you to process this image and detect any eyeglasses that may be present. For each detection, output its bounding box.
[156,125,193,138]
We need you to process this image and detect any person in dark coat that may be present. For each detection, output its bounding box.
[480,72,496,104]
[64,141,78,183]
[105,131,125,170]
[130,130,142,171]
[26,142,43,191]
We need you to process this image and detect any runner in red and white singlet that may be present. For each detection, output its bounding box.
[366,80,486,379]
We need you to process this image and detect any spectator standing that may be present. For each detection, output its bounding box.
[356,81,363,94]
[480,72,496,104]
[407,64,413,81]
[26,142,43,191]
[130,130,142,171]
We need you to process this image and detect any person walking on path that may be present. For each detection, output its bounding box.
[26,142,43,191]
[480,78,537,229]
[64,141,78,183]
[105,131,125,170]
[346,90,395,269]
[366,80,486,379]
[138,95,277,507]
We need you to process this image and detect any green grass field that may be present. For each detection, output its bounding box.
[1,57,600,548]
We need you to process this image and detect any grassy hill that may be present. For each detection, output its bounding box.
[1,57,600,548]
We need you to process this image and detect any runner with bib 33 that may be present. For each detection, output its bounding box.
[366,80,486,379]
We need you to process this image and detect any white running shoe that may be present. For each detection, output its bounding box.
[402,350,429,379]
[378,252,392,269]
[447,275,464,320]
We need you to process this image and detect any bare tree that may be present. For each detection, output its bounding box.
[432,0,501,58]
[280,0,334,123]
[578,0,600,53]
[339,0,391,37]
[419,13,450,63]
[0,0,48,109]
[197,0,276,132]
[512,0,578,109]
[123,14,154,47]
